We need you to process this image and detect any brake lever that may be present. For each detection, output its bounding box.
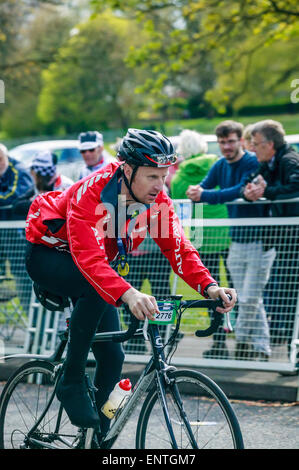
[112,305,140,343]
[221,295,234,333]
[195,294,233,338]
[224,312,234,333]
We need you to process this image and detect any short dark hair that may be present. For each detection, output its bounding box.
[215,120,244,139]
[251,120,285,150]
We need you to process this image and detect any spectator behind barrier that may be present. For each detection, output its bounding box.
[171,129,231,297]
[78,131,114,179]
[0,143,34,316]
[242,124,255,153]
[186,120,275,361]
[242,119,299,354]
[0,143,34,220]
[12,150,74,218]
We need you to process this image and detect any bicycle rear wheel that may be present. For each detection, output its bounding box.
[136,369,244,449]
[0,360,81,449]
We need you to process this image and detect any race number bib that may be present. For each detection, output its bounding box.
[149,301,178,325]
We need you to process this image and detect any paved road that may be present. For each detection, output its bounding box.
[0,381,298,450]
[212,398,298,450]
[110,398,299,450]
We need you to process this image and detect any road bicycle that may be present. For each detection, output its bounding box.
[0,289,244,449]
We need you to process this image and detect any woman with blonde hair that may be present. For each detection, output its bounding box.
[177,129,208,159]
[243,124,255,152]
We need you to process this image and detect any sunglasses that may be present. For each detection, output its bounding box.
[80,148,96,154]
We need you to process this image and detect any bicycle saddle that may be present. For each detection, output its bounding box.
[33,282,70,312]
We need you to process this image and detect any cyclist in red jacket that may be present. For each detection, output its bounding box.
[25,129,236,431]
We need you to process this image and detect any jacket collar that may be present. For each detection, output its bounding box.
[100,164,152,237]
[267,143,291,171]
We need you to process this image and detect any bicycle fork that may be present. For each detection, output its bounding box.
[168,379,198,449]
[149,324,198,449]
[154,366,198,449]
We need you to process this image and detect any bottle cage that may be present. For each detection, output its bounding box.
[33,282,70,312]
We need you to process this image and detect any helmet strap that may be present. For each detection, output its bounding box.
[121,165,141,203]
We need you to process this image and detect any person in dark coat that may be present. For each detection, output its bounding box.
[0,143,34,315]
[242,120,299,355]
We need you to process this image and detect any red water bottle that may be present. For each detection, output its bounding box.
[101,379,132,419]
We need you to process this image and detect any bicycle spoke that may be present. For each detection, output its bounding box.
[137,370,243,449]
[0,362,81,449]
[10,392,36,432]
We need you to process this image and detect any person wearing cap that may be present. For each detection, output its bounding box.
[12,150,74,218]
[30,150,74,193]
[25,128,236,434]
[0,143,34,315]
[78,131,114,179]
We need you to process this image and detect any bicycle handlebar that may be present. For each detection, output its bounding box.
[112,306,140,343]
[195,310,223,337]
[92,305,141,344]
[93,296,232,343]
[181,297,230,338]
[181,298,224,310]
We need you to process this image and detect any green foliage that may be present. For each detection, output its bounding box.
[91,0,299,116]
[0,1,77,136]
[161,113,299,136]
[37,11,148,133]
[1,1,298,137]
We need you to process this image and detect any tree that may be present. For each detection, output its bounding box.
[91,0,299,114]
[0,1,73,76]
[0,0,76,136]
[37,11,147,132]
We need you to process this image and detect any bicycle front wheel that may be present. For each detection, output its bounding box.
[136,369,244,449]
[0,360,80,449]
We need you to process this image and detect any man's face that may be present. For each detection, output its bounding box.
[124,165,169,205]
[251,132,275,162]
[0,149,8,176]
[80,145,103,167]
[217,132,243,162]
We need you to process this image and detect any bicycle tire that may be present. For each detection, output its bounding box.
[136,369,244,449]
[0,360,80,449]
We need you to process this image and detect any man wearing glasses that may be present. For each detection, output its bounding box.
[78,131,114,179]
[243,120,299,206]
[242,120,299,356]
[187,120,275,361]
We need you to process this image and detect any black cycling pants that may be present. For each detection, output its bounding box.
[25,243,125,427]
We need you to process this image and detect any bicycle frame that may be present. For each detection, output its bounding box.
[99,323,196,449]
[2,296,227,449]
[22,322,195,449]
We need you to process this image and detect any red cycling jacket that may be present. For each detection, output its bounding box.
[26,161,216,306]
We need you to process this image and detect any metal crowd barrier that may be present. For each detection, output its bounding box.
[0,198,298,375]
[170,199,299,373]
